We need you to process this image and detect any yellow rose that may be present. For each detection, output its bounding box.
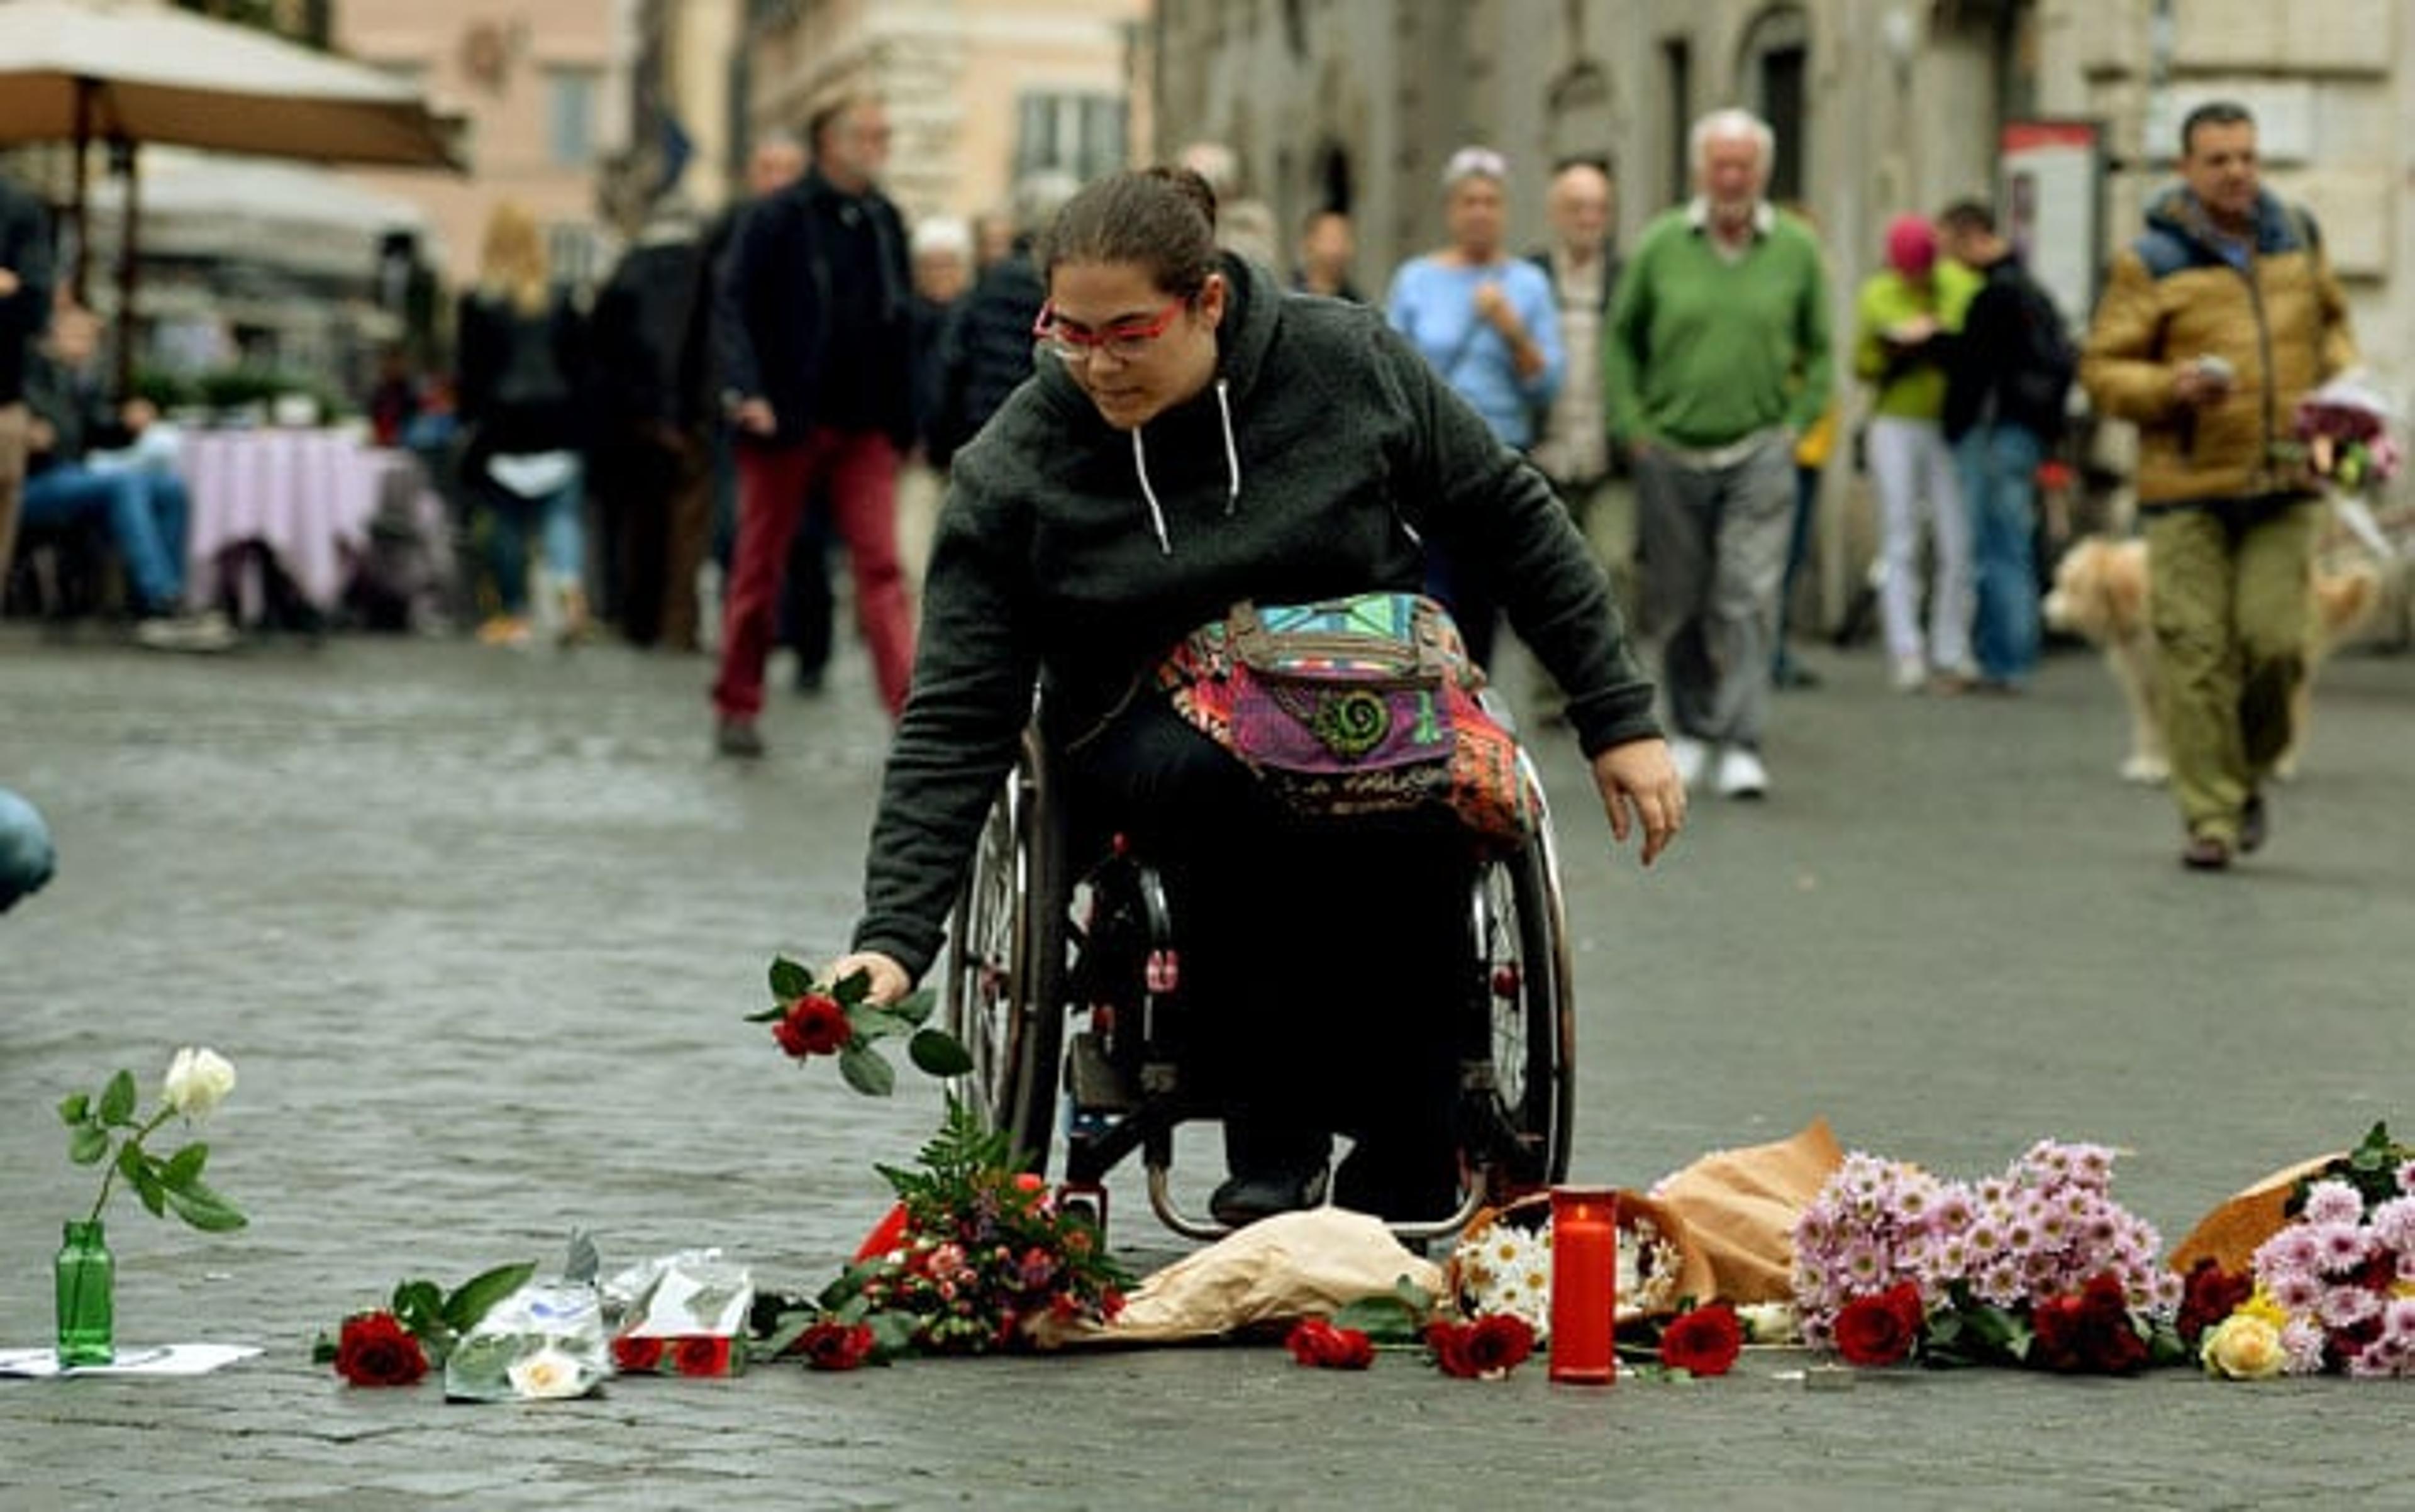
[2237,1287,2289,1328]
[2200,1314,2286,1380]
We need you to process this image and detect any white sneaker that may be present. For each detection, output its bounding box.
[1892,658,1928,693]
[1669,735,1710,791]
[134,609,237,653]
[1716,746,1768,799]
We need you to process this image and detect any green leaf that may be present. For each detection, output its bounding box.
[58,1092,90,1126]
[391,1279,447,1333]
[865,1310,918,1359]
[310,1333,339,1365]
[887,988,938,1028]
[818,1260,891,1313]
[160,1143,209,1191]
[98,1070,139,1127]
[1328,1294,1428,1345]
[132,1154,172,1212]
[908,1028,975,1078]
[831,969,872,1009]
[847,1005,901,1044]
[742,1003,786,1024]
[752,1309,819,1362]
[838,1043,896,1097]
[441,1262,538,1333]
[69,1125,111,1166]
[770,955,816,1000]
[164,1182,247,1231]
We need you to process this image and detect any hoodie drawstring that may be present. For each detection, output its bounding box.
[1130,378,1243,557]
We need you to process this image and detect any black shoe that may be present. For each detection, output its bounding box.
[1333,1144,1460,1223]
[2240,793,2268,854]
[714,718,765,759]
[1208,1164,1329,1228]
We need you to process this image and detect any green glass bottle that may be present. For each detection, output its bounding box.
[55,1219,115,1368]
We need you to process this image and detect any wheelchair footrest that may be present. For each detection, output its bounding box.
[1067,1032,1139,1112]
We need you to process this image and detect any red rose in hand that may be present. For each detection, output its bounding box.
[674,1335,734,1376]
[612,1335,665,1372]
[773,992,853,1058]
[799,1320,877,1372]
[1833,1281,1924,1367]
[334,1310,429,1387]
[2176,1258,2253,1347]
[1285,1318,1375,1370]
[1659,1302,1743,1378]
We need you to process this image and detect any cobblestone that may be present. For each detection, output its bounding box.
[3,626,2414,1508]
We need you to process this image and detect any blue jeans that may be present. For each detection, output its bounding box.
[1957,423,2045,684]
[478,473,583,616]
[0,787,55,913]
[18,465,190,613]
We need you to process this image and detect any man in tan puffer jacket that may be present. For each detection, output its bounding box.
[2080,101,2356,872]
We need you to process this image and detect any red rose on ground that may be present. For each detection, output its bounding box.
[1833,1281,1924,1367]
[1429,1315,1536,1378]
[611,1335,665,1372]
[772,993,853,1058]
[1659,1303,1743,1378]
[2176,1259,2253,1347]
[2032,1273,2148,1374]
[1426,1320,1478,1377]
[798,1320,877,1372]
[674,1335,733,1376]
[1285,1318,1375,1370]
[333,1310,429,1387]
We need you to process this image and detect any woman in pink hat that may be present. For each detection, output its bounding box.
[1853,213,1983,692]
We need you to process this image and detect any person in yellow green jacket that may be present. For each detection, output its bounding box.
[2080,101,2355,872]
[1854,214,1980,691]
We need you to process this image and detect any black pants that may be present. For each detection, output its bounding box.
[1067,696,1475,1217]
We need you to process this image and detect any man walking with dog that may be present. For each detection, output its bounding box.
[2080,101,2355,871]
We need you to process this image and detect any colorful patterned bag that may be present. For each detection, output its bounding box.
[1157,592,1533,848]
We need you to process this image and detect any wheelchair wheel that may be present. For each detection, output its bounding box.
[1471,766,1574,1193]
[943,727,1066,1173]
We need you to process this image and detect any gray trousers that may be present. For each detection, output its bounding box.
[1634,431,1796,748]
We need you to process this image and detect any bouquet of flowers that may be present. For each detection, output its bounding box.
[2204,1123,2415,1379]
[1448,1190,1696,1341]
[1791,1140,2183,1372]
[749,960,1130,1362]
[2290,377,2401,492]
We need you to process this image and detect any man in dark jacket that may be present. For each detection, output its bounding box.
[1939,199,2070,694]
[592,199,711,648]
[1,173,53,594]
[926,169,1077,469]
[711,96,918,750]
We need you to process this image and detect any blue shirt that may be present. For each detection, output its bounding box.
[1384,255,1563,449]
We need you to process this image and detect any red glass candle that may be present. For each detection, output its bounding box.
[1548,1185,1618,1384]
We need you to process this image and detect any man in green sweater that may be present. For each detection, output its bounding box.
[1607,108,1833,799]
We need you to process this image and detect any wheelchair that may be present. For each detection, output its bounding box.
[943,723,1574,1244]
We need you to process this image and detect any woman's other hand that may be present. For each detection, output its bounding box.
[1590,738,1685,867]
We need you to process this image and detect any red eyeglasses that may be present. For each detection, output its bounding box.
[1031,296,1191,364]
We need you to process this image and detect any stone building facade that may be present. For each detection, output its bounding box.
[736,0,1147,226]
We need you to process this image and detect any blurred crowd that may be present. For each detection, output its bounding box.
[1,95,2370,869]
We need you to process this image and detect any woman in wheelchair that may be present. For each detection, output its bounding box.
[830,166,1683,1226]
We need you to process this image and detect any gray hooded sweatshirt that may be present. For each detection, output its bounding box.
[852,255,1658,979]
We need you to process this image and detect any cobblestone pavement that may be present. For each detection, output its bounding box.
[3,624,2413,1509]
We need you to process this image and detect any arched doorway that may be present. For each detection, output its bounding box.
[1738,5,1810,203]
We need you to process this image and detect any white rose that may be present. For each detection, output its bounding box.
[162,1047,238,1121]
[2200,1314,2286,1380]
[506,1347,590,1400]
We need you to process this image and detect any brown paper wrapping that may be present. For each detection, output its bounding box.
[1647,1118,1848,1304]
[1031,1208,1445,1349]
[2167,1152,2340,1277]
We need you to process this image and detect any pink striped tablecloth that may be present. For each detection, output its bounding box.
[179,428,437,611]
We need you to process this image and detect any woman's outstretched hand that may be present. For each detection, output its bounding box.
[826,950,913,1006]
[1590,737,1686,867]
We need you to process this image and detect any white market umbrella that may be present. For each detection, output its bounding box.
[0,0,459,379]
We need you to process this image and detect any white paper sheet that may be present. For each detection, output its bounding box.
[0,1343,263,1378]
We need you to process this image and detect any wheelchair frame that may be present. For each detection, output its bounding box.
[944,726,1575,1243]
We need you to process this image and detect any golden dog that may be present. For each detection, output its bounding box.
[2042,536,2379,784]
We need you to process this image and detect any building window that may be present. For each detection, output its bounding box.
[1014,92,1126,183]
[547,67,600,169]
[1662,37,1692,204]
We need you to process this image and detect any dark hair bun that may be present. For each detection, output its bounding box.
[1143,165,1219,233]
